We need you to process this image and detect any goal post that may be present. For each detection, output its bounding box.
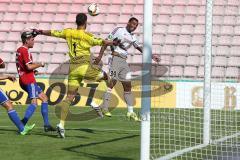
[144,0,240,159]
[140,0,153,160]
[203,0,213,145]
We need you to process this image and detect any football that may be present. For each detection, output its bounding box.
[88,3,100,16]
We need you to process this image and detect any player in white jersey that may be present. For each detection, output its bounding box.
[94,17,159,121]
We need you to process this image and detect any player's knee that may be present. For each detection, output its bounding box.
[39,92,48,102]
[66,94,75,102]
[42,95,48,102]
[102,72,108,80]
[31,98,38,106]
[3,100,14,111]
[122,82,132,92]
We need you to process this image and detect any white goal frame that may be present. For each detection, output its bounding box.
[141,0,240,159]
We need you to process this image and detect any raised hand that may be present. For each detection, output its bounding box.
[113,37,121,46]
[93,56,102,65]
[7,75,16,82]
[28,27,43,37]
[152,54,160,63]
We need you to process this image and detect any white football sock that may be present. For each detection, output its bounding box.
[124,91,134,113]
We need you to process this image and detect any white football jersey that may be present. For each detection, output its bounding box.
[107,27,141,57]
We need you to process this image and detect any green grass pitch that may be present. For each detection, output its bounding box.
[0,106,140,160]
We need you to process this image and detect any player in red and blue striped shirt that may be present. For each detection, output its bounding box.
[0,57,35,135]
[16,30,55,132]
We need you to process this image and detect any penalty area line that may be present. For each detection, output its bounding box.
[0,125,140,133]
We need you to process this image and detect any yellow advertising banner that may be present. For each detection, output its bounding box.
[0,78,176,108]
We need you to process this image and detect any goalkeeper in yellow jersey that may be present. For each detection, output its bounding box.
[32,13,119,138]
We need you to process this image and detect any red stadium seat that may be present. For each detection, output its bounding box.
[170,66,184,77]
[228,57,240,67]
[176,45,189,55]
[212,66,225,78]
[122,5,134,15]
[47,64,61,74]
[181,25,194,34]
[51,54,66,63]
[11,22,26,31]
[108,5,122,14]
[184,66,197,77]
[165,35,177,44]
[3,13,17,22]
[158,55,172,65]
[189,45,203,55]
[213,56,227,66]
[6,62,17,73]
[0,52,12,62]
[55,42,68,54]
[2,42,16,52]
[173,55,186,65]
[197,66,204,78]
[170,15,184,25]
[41,13,55,22]
[102,24,115,33]
[57,4,71,13]
[186,56,200,66]
[225,67,239,78]
[41,43,56,53]
[0,3,8,12]
[192,35,204,45]
[38,53,51,63]
[45,3,58,13]
[31,43,42,53]
[8,3,21,12]
[7,32,21,42]
[28,13,42,22]
[32,3,45,13]
[20,3,33,12]
[16,13,29,22]
[0,32,8,42]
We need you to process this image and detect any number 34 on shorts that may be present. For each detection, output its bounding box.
[110,70,117,77]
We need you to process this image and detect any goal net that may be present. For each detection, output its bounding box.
[149,0,240,159]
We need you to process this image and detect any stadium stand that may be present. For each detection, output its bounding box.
[0,0,239,80]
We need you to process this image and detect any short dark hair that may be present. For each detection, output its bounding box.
[21,31,35,43]
[128,17,138,23]
[76,13,87,26]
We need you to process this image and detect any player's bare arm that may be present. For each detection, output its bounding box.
[136,46,160,62]
[103,39,120,46]
[94,45,108,64]
[31,29,51,36]
[94,38,121,64]
[26,62,45,71]
[0,58,5,68]
[41,30,51,36]
[0,74,16,82]
[0,62,5,68]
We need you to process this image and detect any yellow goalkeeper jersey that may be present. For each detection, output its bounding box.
[51,28,103,61]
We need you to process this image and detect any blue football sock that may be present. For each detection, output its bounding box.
[41,102,49,126]
[8,110,24,132]
[22,103,37,125]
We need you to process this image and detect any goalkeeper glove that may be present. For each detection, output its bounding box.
[113,37,121,46]
[31,29,43,37]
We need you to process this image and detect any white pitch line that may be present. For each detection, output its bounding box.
[0,111,128,117]
[0,125,140,133]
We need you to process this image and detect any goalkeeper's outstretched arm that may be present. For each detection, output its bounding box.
[0,58,5,68]
[94,38,120,64]
[41,30,51,36]
[0,74,16,82]
[36,30,51,36]
[94,44,108,65]
[31,29,51,36]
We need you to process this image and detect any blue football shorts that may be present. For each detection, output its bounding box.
[0,88,9,105]
[20,83,43,99]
